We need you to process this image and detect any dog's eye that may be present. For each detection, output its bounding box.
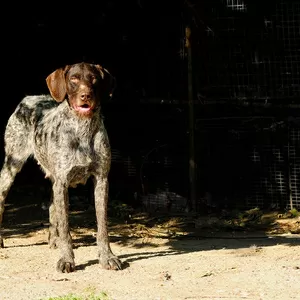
[90,75,97,84]
[70,76,79,83]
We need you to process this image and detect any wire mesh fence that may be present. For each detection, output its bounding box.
[196,112,300,210]
[196,0,300,104]
[106,0,300,212]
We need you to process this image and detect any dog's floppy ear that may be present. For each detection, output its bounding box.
[94,65,116,99]
[46,66,70,102]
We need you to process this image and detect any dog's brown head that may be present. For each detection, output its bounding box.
[46,62,115,117]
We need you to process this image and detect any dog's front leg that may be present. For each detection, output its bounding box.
[48,191,59,249]
[94,175,122,270]
[52,179,75,272]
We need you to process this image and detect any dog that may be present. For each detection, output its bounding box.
[0,62,122,272]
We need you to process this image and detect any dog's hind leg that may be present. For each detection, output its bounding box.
[0,154,30,247]
[0,114,32,247]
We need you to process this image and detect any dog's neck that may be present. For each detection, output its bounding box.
[58,100,103,135]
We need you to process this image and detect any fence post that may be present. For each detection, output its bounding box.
[287,125,293,209]
[186,25,197,211]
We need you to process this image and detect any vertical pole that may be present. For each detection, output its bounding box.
[287,125,293,210]
[186,26,197,211]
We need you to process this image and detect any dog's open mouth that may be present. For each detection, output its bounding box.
[74,104,92,113]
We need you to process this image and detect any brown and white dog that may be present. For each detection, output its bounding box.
[0,62,122,272]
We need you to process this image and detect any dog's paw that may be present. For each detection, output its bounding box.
[99,255,122,270]
[56,258,75,273]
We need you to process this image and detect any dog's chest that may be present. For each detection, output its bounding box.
[61,137,100,186]
[33,110,110,185]
[37,134,98,177]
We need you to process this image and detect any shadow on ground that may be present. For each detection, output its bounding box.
[2,184,300,268]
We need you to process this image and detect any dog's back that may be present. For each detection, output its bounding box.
[5,95,57,154]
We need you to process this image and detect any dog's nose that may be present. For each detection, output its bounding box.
[80,92,92,101]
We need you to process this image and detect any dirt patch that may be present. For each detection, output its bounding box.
[0,186,300,300]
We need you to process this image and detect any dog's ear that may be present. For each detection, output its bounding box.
[46,66,69,102]
[94,65,116,99]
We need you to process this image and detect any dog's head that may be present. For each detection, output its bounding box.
[46,62,115,117]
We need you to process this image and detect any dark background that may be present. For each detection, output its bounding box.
[1,0,300,212]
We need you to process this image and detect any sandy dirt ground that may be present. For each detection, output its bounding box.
[0,186,299,300]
